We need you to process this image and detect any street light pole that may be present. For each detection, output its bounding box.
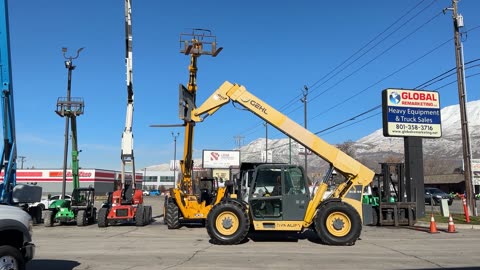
[172,132,179,187]
[301,85,309,179]
[18,156,26,169]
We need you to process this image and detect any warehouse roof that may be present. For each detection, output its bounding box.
[424,173,464,184]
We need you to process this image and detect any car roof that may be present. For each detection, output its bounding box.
[425,187,445,192]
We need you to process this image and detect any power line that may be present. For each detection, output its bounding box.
[314,106,381,135]
[218,9,480,150]
[247,1,444,138]
[415,61,480,89]
[309,37,452,122]
[308,0,437,93]
[313,60,480,137]
[268,59,480,143]
[252,0,438,128]
[318,112,382,137]
[309,10,445,104]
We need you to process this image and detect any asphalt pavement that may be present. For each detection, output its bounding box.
[28,196,480,270]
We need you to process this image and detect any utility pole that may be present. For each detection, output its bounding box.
[445,0,476,216]
[172,132,179,187]
[18,156,26,169]
[263,122,268,162]
[143,167,146,190]
[234,135,244,149]
[301,85,309,180]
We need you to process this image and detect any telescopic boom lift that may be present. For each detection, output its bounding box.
[0,0,42,222]
[97,0,151,227]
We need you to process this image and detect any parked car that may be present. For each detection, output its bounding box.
[149,190,160,196]
[425,187,453,206]
[142,190,150,196]
[36,194,72,210]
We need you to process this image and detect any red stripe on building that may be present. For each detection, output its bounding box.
[17,171,43,177]
[95,171,116,178]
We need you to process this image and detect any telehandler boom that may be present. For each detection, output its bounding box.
[162,29,225,229]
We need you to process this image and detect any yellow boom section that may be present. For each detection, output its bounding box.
[192,81,374,189]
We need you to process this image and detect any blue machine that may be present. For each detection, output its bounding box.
[0,0,18,205]
[0,1,42,216]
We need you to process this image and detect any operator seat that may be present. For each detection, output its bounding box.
[200,189,211,205]
[122,183,134,204]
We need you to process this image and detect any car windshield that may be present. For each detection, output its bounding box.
[426,188,446,195]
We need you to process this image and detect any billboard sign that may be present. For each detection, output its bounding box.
[382,89,441,138]
[202,150,240,169]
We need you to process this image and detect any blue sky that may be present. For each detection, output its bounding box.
[4,0,480,170]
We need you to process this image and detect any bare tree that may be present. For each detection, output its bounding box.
[336,140,356,158]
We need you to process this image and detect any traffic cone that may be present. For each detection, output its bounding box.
[429,213,439,234]
[447,214,457,233]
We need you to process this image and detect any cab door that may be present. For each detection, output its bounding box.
[281,166,309,221]
[248,165,309,222]
[249,167,283,221]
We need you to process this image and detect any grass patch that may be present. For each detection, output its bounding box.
[418,211,480,224]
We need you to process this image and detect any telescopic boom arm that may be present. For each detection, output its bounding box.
[0,0,17,204]
[120,0,136,188]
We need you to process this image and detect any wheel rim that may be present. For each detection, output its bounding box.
[0,255,18,270]
[215,211,239,236]
[325,211,351,237]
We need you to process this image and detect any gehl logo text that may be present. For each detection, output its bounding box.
[249,100,268,115]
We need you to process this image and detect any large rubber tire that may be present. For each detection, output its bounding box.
[43,210,54,227]
[0,245,26,270]
[144,206,152,225]
[97,207,109,228]
[163,198,168,225]
[371,207,379,226]
[314,201,362,246]
[142,206,149,225]
[29,206,43,224]
[76,210,86,226]
[88,208,97,225]
[135,205,145,226]
[165,200,181,229]
[206,200,250,245]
